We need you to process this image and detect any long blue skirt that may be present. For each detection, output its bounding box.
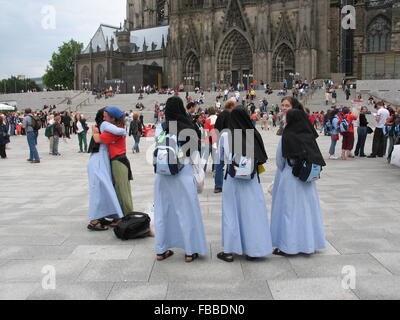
[154,164,208,256]
[271,141,326,254]
[222,175,273,257]
[87,144,124,221]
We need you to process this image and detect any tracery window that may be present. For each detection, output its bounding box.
[184,0,204,8]
[367,16,391,52]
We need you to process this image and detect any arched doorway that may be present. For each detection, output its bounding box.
[95,64,105,89]
[272,44,295,85]
[81,66,90,89]
[184,52,200,90]
[217,30,253,89]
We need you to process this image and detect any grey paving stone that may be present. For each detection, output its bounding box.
[288,254,392,278]
[0,260,8,267]
[150,256,244,283]
[240,257,298,281]
[108,282,167,300]
[68,245,134,260]
[0,282,40,300]
[27,281,114,300]
[326,229,398,254]
[0,259,90,283]
[268,278,359,300]
[353,276,400,300]
[0,235,69,246]
[370,252,400,275]
[166,280,273,300]
[0,245,76,260]
[77,257,154,282]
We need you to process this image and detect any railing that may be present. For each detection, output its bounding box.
[66,96,90,113]
[57,91,82,105]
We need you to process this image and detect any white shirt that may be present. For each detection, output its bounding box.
[376,108,389,128]
[76,120,84,133]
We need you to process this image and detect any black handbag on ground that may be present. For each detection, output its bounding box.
[114,212,151,240]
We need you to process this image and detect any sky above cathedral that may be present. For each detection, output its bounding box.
[0,0,125,79]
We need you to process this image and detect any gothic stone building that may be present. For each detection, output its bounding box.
[74,0,400,92]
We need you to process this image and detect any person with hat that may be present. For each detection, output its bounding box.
[93,106,134,215]
[87,108,126,231]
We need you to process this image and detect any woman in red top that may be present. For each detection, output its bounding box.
[93,106,134,215]
[341,107,358,160]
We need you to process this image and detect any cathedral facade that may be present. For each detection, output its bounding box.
[74,0,400,91]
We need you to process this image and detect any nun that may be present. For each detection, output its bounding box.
[87,108,127,231]
[213,100,235,193]
[217,107,273,263]
[154,96,208,263]
[271,107,326,256]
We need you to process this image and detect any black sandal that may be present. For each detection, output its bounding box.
[246,255,260,261]
[87,221,109,231]
[273,248,289,257]
[185,253,199,263]
[217,252,234,263]
[98,218,113,226]
[157,250,174,261]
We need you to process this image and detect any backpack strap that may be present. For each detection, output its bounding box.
[161,121,168,132]
[224,164,229,180]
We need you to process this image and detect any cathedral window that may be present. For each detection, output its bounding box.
[367,16,391,53]
[184,0,204,8]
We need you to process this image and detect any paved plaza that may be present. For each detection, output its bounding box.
[1,90,400,300]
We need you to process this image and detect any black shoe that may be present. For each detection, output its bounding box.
[217,252,234,263]
[367,155,376,158]
[246,255,260,261]
[360,154,366,158]
[214,188,222,194]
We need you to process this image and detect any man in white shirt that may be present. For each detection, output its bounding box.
[368,101,390,158]
[223,89,229,101]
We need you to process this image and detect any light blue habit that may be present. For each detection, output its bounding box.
[271,139,326,254]
[87,122,126,221]
[154,158,208,256]
[221,136,273,258]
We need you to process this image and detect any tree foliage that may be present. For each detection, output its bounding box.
[0,76,40,94]
[42,39,83,90]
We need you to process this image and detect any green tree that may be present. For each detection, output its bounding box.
[43,39,83,90]
[0,76,40,94]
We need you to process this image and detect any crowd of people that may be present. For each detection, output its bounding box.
[85,96,328,263]
[0,109,91,161]
[324,100,400,162]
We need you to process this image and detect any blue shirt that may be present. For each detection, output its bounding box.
[330,116,339,135]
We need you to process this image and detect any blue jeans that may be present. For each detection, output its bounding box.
[355,127,367,156]
[27,131,40,161]
[202,144,215,172]
[214,159,225,189]
[133,136,140,153]
[329,135,337,156]
[10,124,15,136]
